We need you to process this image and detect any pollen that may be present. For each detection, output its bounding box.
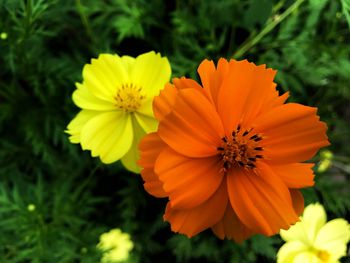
[114,83,145,112]
[217,124,264,173]
[316,250,330,262]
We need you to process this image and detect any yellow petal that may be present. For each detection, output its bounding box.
[293,251,320,263]
[121,117,145,173]
[302,203,327,243]
[137,97,154,117]
[66,110,99,143]
[121,55,135,75]
[131,51,171,97]
[83,54,129,102]
[72,82,115,111]
[314,218,350,260]
[277,241,308,263]
[134,112,158,133]
[280,221,310,246]
[80,111,133,163]
[281,203,327,246]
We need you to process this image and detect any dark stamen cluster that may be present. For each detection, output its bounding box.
[217,124,264,173]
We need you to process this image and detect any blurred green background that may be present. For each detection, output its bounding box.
[0,0,349,262]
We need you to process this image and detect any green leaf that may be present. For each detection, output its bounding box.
[340,0,350,29]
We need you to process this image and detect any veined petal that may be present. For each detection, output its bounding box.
[83,54,129,102]
[158,88,224,157]
[134,112,158,133]
[270,163,315,188]
[293,252,320,263]
[153,78,203,122]
[314,219,350,260]
[253,103,329,164]
[217,60,281,134]
[280,203,326,246]
[277,241,309,263]
[137,97,154,118]
[302,203,327,243]
[280,222,310,248]
[66,110,99,143]
[138,133,167,197]
[197,58,229,107]
[131,51,171,97]
[153,83,178,121]
[217,60,254,134]
[211,203,254,243]
[120,55,135,75]
[121,117,145,173]
[290,189,304,216]
[197,59,217,103]
[172,77,204,91]
[163,180,228,237]
[80,111,133,163]
[138,132,164,168]
[227,164,298,236]
[155,147,223,209]
[72,82,116,111]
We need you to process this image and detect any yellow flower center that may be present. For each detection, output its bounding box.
[217,124,263,173]
[316,250,330,262]
[114,83,145,112]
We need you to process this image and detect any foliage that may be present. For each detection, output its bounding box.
[0,0,349,262]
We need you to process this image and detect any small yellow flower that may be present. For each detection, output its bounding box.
[317,150,333,173]
[0,32,7,39]
[278,203,350,263]
[66,51,171,173]
[27,204,36,212]
[97,229,134,263]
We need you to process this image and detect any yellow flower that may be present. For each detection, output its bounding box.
[66,51,171,172]
[278,203,350,263]
[0,32,7,40]
[27,204,36,212]
[97,229,133,263]
[317,150,334,173]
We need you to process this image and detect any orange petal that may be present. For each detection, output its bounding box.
[217,60,282,134]
[253,103,329,164]
[153,83,177,121]
[211,203,254,243]
[138,132,167,197]
[158,88,224,158]
[142,168,167,198]
[172,77,203,92]
[153,77,205,122]
[155,147,223,209]
[164,180,228,237]
[197,59,229,106]
[138,132,165,168]
[271,91,289,106]
[227,164,298,236]
[290,189,304,216]
[269,163,315,188]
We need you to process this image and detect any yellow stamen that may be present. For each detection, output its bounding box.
[114,83,145,112]
[316,250,330,262]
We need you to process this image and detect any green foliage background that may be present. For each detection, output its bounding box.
[0,0,350,262]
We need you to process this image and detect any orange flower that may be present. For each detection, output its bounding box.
[138,58,330,242]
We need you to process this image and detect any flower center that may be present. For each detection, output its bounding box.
[316,250,330,262]
[114,83,145,112]
[217,124,263,173]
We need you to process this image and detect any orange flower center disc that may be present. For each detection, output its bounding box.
[217,124,263,173]
[114,83,145,112]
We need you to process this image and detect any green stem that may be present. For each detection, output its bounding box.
[232,0,306,59]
